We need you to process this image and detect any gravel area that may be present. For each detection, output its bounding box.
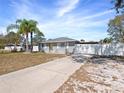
[55,54,124,93]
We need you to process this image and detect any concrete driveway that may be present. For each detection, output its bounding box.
[0,56,82,93]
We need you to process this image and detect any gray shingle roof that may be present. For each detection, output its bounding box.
[41,37,78,43]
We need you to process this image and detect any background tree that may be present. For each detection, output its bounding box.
[112,0,124,13]
[0,32,21,49]
[28,20,44,52]
[0,34,6,49]
[102,37,112,44]
[33,31,44,43]
[107,15,124,42]
[7,24,19,32]
[5,32,21,44]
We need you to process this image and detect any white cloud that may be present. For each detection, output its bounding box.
[38,20,108,41]
[57,0,79,17]
[81,10,114,20]
[10,0,41,20]
[0,0,115,41]
[37,9,114,41]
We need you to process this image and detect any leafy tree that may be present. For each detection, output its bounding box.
[0,32,21,49]
[5,32,20,44]
[102,37,112,43]
[33,31,44,43]
[112,0,124,13]
[107,15,124,42]
[7,22,21,44]
[0,36,6,49]
[7,24,19,33]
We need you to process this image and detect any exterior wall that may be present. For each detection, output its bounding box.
[41,45,75,54]
[74,43,124,56]
[39,42,76,54]
[33,46,39,52]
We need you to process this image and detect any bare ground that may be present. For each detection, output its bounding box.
[55,55,124,93]
[0,53,65,75]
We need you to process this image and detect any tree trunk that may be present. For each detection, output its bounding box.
[26,33,29,52]
[30,32,33,52]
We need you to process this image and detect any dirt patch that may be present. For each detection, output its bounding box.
[0,53,65,75]
[55,57,124,93]
[55,64,93,93]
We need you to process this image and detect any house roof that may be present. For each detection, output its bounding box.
[40,37,79,43]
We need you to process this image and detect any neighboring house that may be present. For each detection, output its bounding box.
[4,44,23,52]
[39,37,79,54]
[4,44,40,52]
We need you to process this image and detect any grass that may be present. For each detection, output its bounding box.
[0,53,65,75]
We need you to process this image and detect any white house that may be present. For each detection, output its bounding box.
[39,37,79,54]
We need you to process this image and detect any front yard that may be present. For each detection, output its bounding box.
[0,53,65,75]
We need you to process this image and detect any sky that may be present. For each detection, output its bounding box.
[0,0,117,41]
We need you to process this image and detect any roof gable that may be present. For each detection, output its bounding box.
[41,37,78,43]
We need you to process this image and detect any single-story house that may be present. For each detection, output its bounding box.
[39,37,79,54]
[4,44,24,52]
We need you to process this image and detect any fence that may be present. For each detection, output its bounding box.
[74,43,124,56]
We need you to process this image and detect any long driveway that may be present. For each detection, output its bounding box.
[0,56,82,93]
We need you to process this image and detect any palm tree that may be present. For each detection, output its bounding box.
[7,19,44,52]
[27,20,44,52]
[28,20,38,52]
[18,19,30,52]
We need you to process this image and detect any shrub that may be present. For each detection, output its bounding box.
[0,49,11,54]
[0,44,5,49]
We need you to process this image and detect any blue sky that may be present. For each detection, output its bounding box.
[0,0,117,41]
